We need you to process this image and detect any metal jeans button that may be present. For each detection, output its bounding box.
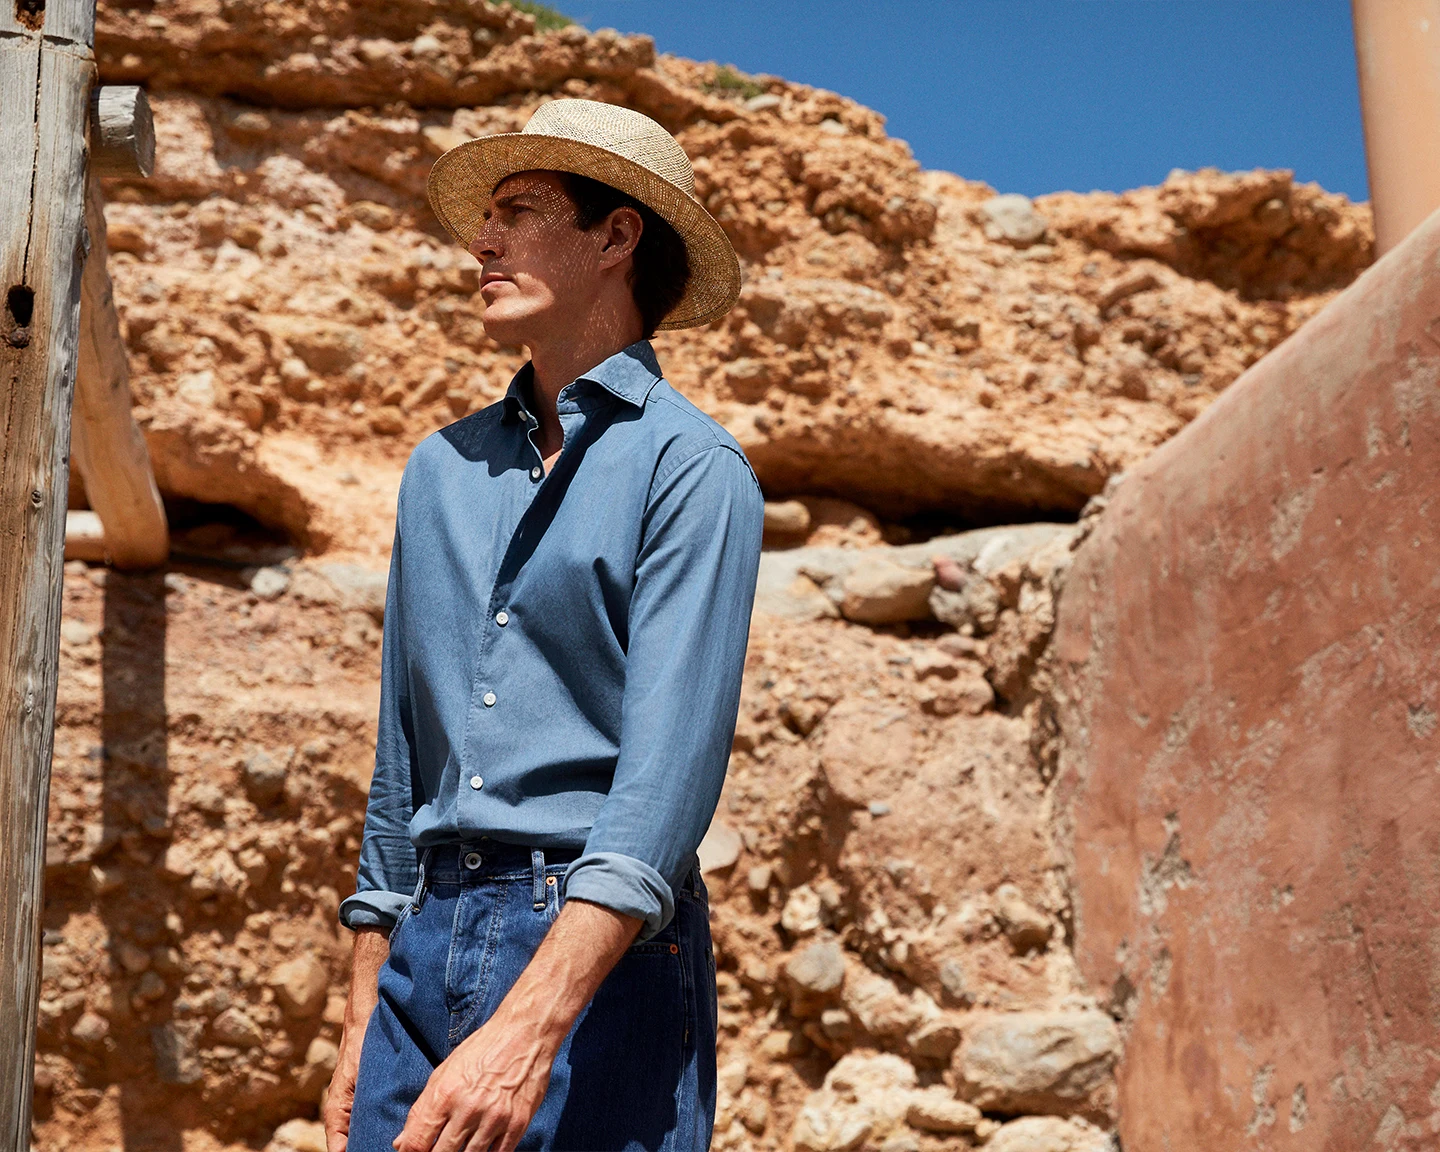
[464,851,482,870]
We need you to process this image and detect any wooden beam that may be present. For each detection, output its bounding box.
[88,83,153,178]
[0,0,96,1145]
[63,509,106,562]
[73,173,169,569]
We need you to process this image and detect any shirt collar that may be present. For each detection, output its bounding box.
[501,340,663,423]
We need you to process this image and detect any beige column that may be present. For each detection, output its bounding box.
[1353,0,1440,254]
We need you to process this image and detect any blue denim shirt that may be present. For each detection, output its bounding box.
[338,341,764,940]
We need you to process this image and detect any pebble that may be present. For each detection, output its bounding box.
[955,1009,1121,1114]
[268,1119,328,1152]
[242,747,290,805]
[905,1089,982,1134]
[780,885,824,934]
[978,194,1049,247]
[304,1036,339,1073]
[994,883,1052,952]
[840,558,935,624]
[249,566,291,601]
[697,819,743,872]
[269,954,329,1017]
[937,959,971,1006]
[784,938,846,996]
[984,1116,1112,1152]
[763,499,811,537]
[213,1002,264,1048]
[70,1011,109,1045]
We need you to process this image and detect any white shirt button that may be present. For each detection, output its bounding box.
[483,691,497,707]
[530,466,542,480]
[495,611,509,626]
[469,776,484,791]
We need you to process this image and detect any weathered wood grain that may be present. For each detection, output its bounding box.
[0,2,96,1147]
[88,84,153,177]
[73,175,169,568]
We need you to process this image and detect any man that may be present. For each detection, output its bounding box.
[323,99,764,1152]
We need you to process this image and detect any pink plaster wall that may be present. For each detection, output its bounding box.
[1053,209,1440,1150]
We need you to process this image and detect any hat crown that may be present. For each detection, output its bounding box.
[522,99,695,197]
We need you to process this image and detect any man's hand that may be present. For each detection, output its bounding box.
[325,927,391,1152]
[394,900,642,1152]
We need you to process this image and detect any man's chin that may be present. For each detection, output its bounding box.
[479,302,548,348]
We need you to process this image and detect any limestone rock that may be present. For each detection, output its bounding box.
[70,1012,109,1046]
[840,558,934,624]
[268,954,329,1017]
[985,1116,1114,1152]
[954,1010,1121,1116]
[248,566,291,600]
[781,884,825,935]
[994,883,1053,952]
[907,1013,964,1061]
[794,1053,919,1150]
[698,819,743,872]
[978,194,1049,247]
[212,1006,263,1047]
[314,563,389,621]
[266,1119,328,1152]
[792,1101,873,1152]
[784,939,847,999]
[843,970,933,1042]
[242,747,290,804]
[904,1087,982,1134]
[763,499,812,540]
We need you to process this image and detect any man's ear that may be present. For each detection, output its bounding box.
[597,206,643,270]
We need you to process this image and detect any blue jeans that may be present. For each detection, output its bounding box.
[347,844,718,1152]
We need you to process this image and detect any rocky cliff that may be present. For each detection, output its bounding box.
[34,3,1373,1150]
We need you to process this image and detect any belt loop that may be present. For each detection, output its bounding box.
[531,849,546,910]
[411,847,431,911]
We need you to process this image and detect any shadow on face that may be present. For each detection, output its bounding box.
[466,171,603,346]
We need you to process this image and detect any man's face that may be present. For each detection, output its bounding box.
[467,172,604,346]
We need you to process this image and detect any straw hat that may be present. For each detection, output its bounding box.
[426,99,741,330]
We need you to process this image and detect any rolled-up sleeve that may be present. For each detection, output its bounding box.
[338,506,420,933]
[563,443,764,939]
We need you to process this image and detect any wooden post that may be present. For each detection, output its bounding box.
[71,84,168,569]
[1353,0,1440,253]
[0,0,96,1146]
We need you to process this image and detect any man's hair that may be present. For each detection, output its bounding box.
[554,172,691,338]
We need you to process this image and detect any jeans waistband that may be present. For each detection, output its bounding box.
[409,843,583,908]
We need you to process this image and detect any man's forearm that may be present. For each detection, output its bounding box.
[324,926,391,1152]
[489,898,642,1045]
[346,926,390,1030]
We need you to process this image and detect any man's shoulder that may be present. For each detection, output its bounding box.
[399,400,507,488]
[642,378,755,481]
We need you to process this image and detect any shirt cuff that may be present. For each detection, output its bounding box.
[338,888,411,933]
[563,851,675,941]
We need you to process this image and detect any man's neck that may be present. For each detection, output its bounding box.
[523,304,644,460]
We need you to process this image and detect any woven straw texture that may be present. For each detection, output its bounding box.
[427,100,742,330]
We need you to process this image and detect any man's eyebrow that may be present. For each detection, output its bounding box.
[489,190,537,210]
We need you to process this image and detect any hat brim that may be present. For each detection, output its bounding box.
[426,133,742,331]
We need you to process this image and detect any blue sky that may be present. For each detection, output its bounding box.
[565,1,1368,202]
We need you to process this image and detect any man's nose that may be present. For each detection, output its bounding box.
[468,223,500,261]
